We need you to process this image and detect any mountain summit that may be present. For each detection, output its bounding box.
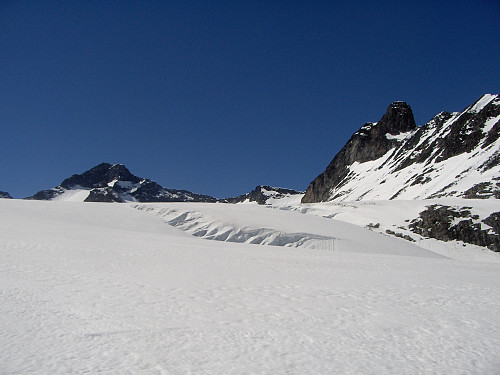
[26,163,217,203]
[58,163,140,190]
[302,94,500,203]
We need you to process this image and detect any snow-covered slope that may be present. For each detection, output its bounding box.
[1,199,500,374]
[269,194,500,259]
[303,94,500,202]
[132,202,443,258]
[26,162,217,203]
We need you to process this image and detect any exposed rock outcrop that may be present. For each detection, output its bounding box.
[302,102,416,203]
[409,205,500,252]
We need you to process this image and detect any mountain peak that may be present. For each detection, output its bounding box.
[379,101,416,135]
[26,163,217,203]
[60,162,140,190]
[301,100,421,203]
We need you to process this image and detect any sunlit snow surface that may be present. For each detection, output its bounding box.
[1,199,499,374]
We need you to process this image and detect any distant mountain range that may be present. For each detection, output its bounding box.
[22,163,303,204]
[302,93,499,203]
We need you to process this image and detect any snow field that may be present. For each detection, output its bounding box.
[133,203,443,258]
[1,199,500,374]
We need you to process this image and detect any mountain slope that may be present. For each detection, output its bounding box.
[302,94,500,203]
[26,163,217,203]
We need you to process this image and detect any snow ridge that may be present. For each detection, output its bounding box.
[133,203,445,258]
[134,205,336,249]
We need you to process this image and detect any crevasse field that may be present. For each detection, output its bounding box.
[1,198,499,374]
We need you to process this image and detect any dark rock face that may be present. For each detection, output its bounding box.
[483,212,500,235]
[302,102,416,203]
[29,189,62,200]
[225,185,304,205]
[86,188,123,203]
[302,94,500,203]
[0,191,13,199]
[26,163,217,203]
[462,182,500,199]
[409,205,500,252]
[128,180,216,203]
[60,163,141,190]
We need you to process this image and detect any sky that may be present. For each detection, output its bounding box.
[1,0,499,199]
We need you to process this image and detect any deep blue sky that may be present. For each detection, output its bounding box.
[1,1,499,198]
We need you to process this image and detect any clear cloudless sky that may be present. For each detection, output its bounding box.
[1,0,499,198]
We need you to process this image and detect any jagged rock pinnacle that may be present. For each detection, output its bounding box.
[301,100,417,203]
[381,101,416,134]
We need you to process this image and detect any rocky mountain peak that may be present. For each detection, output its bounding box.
[301,100,419,203]
[60,163,140,189]
[380,101,416,135]
[26,163,217,203]
[346,102,417,165]
[302,93,500,203]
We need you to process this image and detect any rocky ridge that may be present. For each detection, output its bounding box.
[224,185,304,205]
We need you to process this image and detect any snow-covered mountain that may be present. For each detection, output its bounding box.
[26,163,217,203]
[302,94,500,203]
[224,185,304,205]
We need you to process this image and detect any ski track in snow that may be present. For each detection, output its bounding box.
[1,200,500,374]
